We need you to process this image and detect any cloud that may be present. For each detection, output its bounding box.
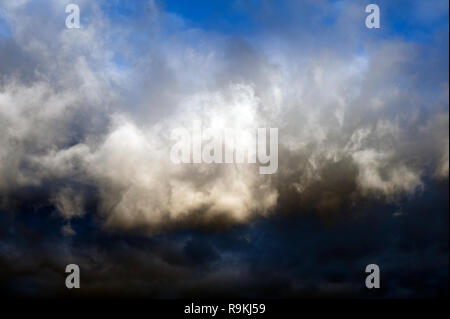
[0,0,448,298]
[0,0,447,236]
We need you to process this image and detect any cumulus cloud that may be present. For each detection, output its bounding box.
[0,0,448,235]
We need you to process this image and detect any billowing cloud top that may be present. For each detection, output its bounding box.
[0,0,448,236]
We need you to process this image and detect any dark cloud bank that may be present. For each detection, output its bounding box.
[0,179,447,298]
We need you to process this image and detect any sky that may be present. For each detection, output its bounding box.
[0,0,448,298]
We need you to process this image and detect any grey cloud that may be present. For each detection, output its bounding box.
[0,0,447,234]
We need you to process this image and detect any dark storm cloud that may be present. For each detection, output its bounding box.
[0,0,448,298]
[1,180,447,298]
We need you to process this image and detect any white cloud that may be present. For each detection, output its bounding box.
[0,0,447,233]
